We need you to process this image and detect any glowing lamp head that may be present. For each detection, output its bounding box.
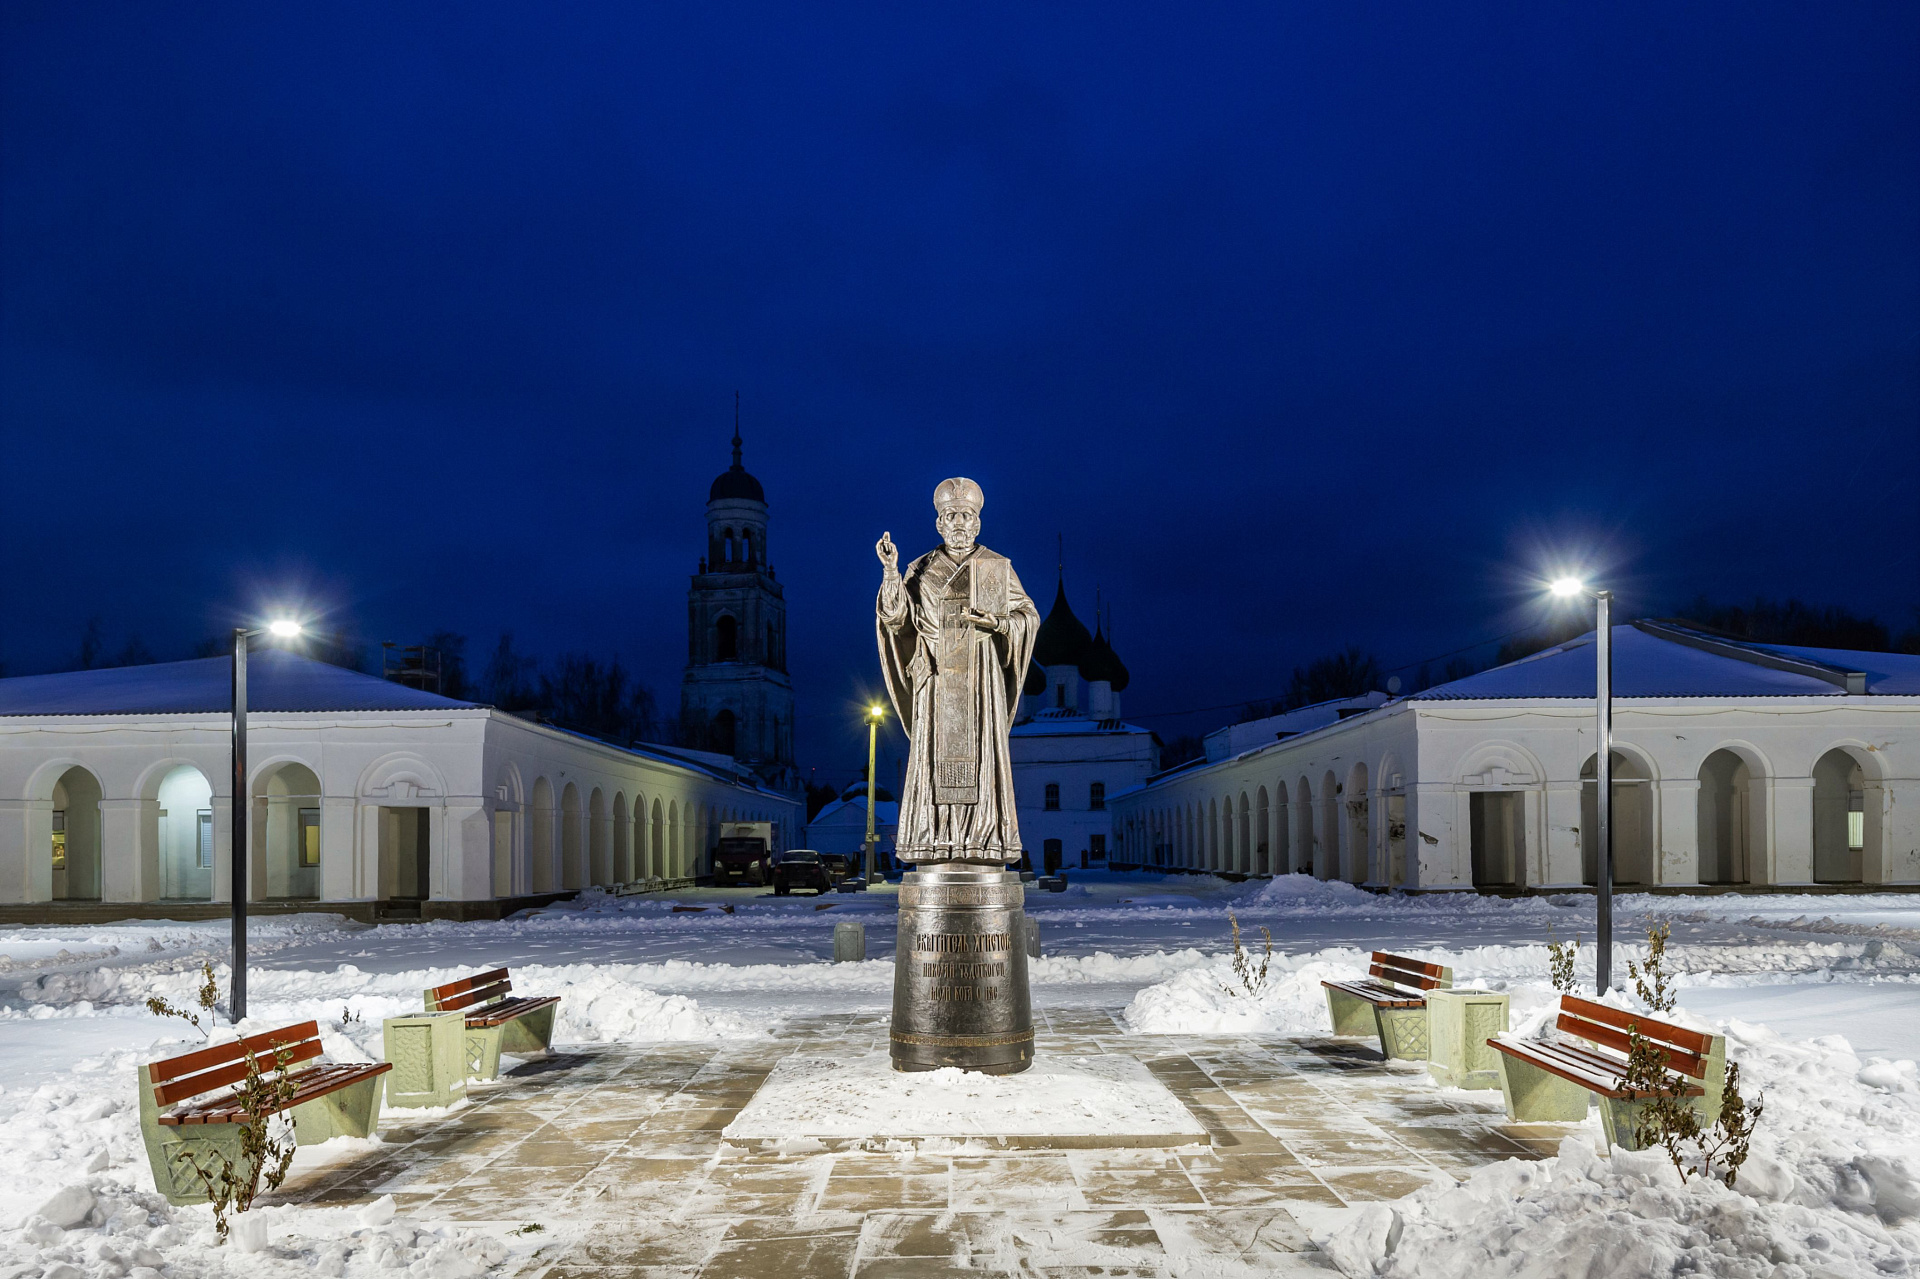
[868,704,885,721]
[267,619,303,638]
[1549,577,1586,599]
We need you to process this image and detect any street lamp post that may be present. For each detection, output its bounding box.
[864,705,884,886]
[1551,578,1614,993]
[231,618,302,1023]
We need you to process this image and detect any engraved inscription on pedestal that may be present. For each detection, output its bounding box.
[889,866,1033,1074]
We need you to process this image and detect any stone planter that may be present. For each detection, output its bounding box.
[1425,988,1510,1089]
[383,1011,469,1109]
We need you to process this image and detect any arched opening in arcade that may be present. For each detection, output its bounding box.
[254,761,322,900]
[611,792,630,882]
[156,764,215,901]
[1580,751,1654,886]
[1812,748,1869,884]
[49,766,103,901]
[1255,787,1270,876]
[1697,749,1764,885]
[589,787,609,885]
[530,778,556,892]
[561,782,584,890]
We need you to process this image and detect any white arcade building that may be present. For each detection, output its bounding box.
[1108,622,1920,892]
[0,650,800,918]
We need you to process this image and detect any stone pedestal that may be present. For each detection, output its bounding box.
[890,863,1033,1075]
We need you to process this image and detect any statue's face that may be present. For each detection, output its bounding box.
[936,505,981,554]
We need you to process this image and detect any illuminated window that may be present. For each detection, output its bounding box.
[1090,782,1106,811]
[196,810,214,869]
[1044,783,1060,811]
[51,810,66,870]
[299,808,321,868]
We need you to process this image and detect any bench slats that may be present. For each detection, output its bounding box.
[433,980,512,1012]
[149,1020,322,1086]
[428,969,513,1011]
[1320,979,1425,1010]
[465,994,562,1029]
[1561,995,1713,1056]
[151,1025,326,1108]
[158,1061,393,1125]
[1371,952,1450,988]
[1489,1036,1705,1100]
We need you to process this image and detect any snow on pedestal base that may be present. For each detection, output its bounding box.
[723,1051,1208,1149]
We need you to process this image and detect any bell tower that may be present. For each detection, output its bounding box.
[679,404,797,791]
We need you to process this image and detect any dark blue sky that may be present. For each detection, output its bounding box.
[3,3,1916,780]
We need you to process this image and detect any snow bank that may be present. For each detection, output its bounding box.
[0,1049,536,1277]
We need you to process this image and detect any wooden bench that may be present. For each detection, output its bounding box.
[425,968,561,1082]
[1487,995,1725,1151]
[1321,952,1452,1060]
[137,1021,390,1207]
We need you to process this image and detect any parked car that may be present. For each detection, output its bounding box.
[713,822,775,886]
[819,852,858,885]
[772,849,832,896]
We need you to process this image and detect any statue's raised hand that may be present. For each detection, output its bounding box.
[876,531,899,576]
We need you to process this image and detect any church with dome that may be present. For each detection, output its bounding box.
[1008,576,1159,872]
[679,420,800,794]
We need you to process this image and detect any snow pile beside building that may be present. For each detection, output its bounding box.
[1322,1021,1920,1276]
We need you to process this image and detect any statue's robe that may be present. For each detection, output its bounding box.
[876,544,1038,862]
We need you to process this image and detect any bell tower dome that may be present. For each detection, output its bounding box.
[680,400,797,791]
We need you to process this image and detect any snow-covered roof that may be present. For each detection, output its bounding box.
[0,650,480,716]
[810,796,899,826]
[1011,711,1151,736]
[1411,623,1920,700]
[1204,692,1389,760]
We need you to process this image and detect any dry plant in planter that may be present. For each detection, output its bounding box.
[1625,1022,1763,1187]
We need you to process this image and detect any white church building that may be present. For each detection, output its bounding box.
[1010,581,1158,872]
[1108,621,1920,892]
[0,649,799,919]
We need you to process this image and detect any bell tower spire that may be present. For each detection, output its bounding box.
[683,397,796,792]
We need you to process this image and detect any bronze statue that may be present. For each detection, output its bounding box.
[876,477,1039,864]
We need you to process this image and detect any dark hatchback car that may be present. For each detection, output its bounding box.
[772,849,832,895]
[819,852,858,884]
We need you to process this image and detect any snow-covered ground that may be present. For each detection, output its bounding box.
[0,871,1916,1276]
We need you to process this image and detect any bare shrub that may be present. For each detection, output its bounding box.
[1219,912,1272,998]
[1624,1023,1763,1187]
[1628,920,1677,1012]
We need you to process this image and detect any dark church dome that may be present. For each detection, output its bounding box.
[1079,627,1130,692]
[1024,662,1047,696]
[709,429,765,503]
[1032,582,1094,668]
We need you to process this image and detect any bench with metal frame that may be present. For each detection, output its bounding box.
[425,968,562,1081]
[1320,952,1453,1059]
[1487,994,1725,1150]
[137,1021,391,1206]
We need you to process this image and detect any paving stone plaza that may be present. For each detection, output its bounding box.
[276,1007,1569,1276]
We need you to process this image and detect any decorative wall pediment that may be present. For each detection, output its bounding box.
[1454,741,1544,788]
[356,753,447,802]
